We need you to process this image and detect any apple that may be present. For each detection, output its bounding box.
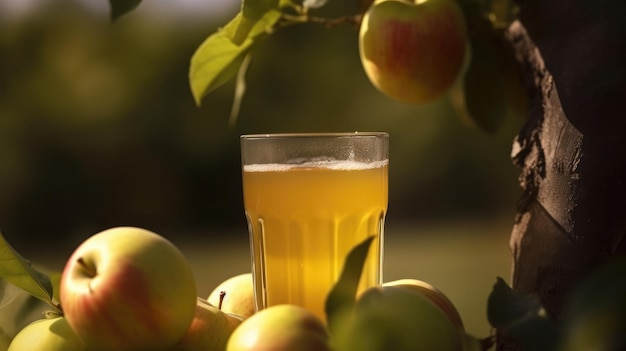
[60,226,198,351]
[8,317,85,351]
[226,304,331,351]
[207,273,255,319]
[558,258,626,351]
[168,297,243,351]
[359,0,468,104]
[383,279,464,329]
[336,285,463,351]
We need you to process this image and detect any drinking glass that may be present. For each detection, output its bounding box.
[240,132,388,321]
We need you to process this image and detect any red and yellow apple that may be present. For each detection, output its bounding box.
[359,0,468,104]
[207,273,255,319]
[8,317,86,351]
[226,304,331,351]
[59,226,197,351]
[169,297,243,351]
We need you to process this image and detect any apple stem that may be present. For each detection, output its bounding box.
[76,257,97,278]
[219,291,226,310]
[52,302,64,316]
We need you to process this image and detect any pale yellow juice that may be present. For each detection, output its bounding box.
[243,160,388,321]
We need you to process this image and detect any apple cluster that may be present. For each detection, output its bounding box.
[7,226,471,351]
[224,279,470,351]
[7,227,253,351]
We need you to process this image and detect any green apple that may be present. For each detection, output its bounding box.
[207,273,255,319]
[169,297,243,351]
[7,317,85,351]
[226,304,331,351]
[336,285,463,351]
[60,226,197,351]
[359,0,468,104]
[558,258,626,351]
[383,279,464,329]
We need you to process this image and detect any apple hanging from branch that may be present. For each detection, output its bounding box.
[359,0,468,104]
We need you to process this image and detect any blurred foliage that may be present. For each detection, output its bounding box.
[0,0,524,249]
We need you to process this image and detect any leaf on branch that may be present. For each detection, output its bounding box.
[231,0,282,45]
[0,231,57,310]
[325,236,375,337]
[189,10,281,107]
[451,13,527,133]
[487,277,543,329]
[108,0,142,22]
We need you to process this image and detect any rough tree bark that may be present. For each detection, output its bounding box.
[500,0,626,349]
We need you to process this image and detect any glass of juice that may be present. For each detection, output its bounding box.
[240,132,388,321]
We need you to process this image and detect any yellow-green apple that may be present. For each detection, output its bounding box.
[60,226,197,351]
[8,317,85,351]
[383,279,464,329]
[359,0,468,104]
[557,258,626,351]
[168,297,243,351]
[336,285,463,351]
[226,304,331,351]
[207,273,255,319]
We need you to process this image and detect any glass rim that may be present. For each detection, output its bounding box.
[241,132,388,140]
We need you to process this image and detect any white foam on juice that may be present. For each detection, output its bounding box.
[244,159,388,172]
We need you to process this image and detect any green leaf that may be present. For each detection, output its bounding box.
[487,277,560,351]
[487,277,542,328]
[108,0,142,22]
[230,0,282,44]
[189,10,281,106]
[558,258,626,351]
[325,236,375,337]
[0,231,56,309]
[242,0,281,20]
[451,4,526,133]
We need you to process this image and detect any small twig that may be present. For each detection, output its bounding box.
[277,13,363,30]
[307,14,363,28]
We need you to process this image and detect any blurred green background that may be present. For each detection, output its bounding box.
[1,0,524,337]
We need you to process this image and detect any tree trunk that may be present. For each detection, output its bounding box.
[500,1,626,349]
